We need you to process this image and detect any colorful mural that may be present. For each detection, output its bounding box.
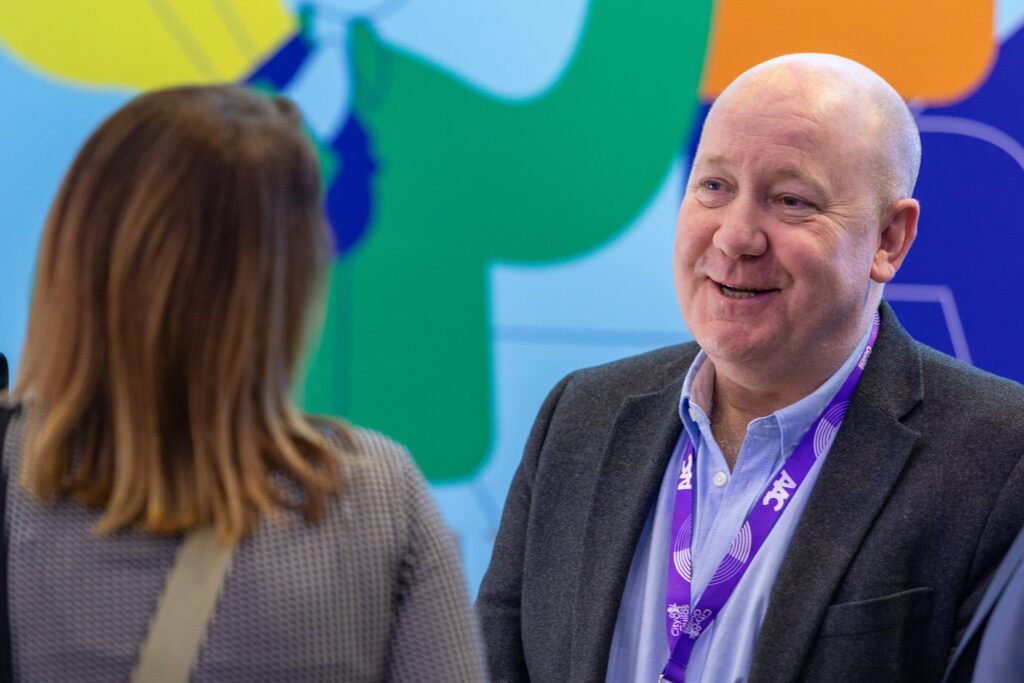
[2,0,1023,593]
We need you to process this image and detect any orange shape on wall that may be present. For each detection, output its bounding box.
[701,0,996,104]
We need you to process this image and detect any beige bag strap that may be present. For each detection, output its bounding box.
[131,528,234,683]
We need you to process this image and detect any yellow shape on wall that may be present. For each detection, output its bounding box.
[0,0,295,89]
[701,0,996,104]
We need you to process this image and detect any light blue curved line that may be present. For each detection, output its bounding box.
[884,284,973,364]
[915,114,1024,173]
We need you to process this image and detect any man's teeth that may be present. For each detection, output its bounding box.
[720,283,761,300]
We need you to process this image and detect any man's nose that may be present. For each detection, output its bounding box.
[711,197,768,259]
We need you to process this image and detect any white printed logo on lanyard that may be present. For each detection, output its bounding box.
[671,516,751,584]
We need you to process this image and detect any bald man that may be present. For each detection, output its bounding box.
[478,54,1024,682]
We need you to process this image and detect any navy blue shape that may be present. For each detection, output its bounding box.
[240,19,377,256]
[886,300,959,359]
[245,33,312,90]
[681,102,712,192]
[897,27,1024,383]
[326,113,376,254]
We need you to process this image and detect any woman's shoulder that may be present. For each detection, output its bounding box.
[305,420,443,561]
[345,425,411,462]
[310,418,423,499]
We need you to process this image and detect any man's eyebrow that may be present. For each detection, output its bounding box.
[691,153,729,170]
[769,167,829,195]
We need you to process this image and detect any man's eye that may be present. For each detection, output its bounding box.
[778,195,815,210]
[704,180,722,191]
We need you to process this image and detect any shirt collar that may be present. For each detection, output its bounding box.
[679,324,874,459]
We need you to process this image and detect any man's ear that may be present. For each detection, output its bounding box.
[870,198,919,284]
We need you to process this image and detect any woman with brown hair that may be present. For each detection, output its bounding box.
[1,85,485,681]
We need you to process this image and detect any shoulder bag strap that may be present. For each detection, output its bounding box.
[131,527,234,683]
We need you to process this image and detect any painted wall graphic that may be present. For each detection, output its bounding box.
[2,0,1024,593]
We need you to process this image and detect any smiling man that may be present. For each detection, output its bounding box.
[478,54,1024,682]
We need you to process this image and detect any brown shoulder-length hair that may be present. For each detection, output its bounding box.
[14,85,348,543]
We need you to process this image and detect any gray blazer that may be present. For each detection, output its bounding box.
[2,411,487,682]
[478,303,1024,682]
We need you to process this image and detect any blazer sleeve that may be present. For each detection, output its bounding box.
[944,525,1024,683]
[971,540,1024,680]
[953,452,1024,648]
[384,447,488,682]
[476,374,572,682]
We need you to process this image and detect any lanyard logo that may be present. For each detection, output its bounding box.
[762,469,797,511]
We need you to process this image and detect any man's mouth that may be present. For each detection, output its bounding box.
[717,281,777,300]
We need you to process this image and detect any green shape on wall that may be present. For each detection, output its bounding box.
[304,0,713,481]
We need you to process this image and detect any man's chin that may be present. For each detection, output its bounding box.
[691,319,778,356]
[694,331,781,368]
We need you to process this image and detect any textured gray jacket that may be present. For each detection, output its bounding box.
[2,414,486,682]
[478,303,1024,682]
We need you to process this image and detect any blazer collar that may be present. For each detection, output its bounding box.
[570,345,697,680]
[749,301,925,682]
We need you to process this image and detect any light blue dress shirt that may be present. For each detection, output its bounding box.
[606,327,871,682]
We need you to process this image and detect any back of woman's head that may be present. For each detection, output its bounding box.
[15,85,344,542]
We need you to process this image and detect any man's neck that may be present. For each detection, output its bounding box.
[709,376,794,470]
[707,342,861,470]
[713,371,820,424]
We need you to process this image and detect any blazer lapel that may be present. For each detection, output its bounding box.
[750,303,924,683]
[569,361,693,680]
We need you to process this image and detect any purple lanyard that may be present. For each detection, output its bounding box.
[661,314,879,682]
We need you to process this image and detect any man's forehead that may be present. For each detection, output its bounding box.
[695,114,834,170]
[696,82,868,169]
[706,86,833,143]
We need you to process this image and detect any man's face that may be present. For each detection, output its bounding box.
[674,84,885,377]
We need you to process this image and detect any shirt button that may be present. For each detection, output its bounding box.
[713,471,728,487]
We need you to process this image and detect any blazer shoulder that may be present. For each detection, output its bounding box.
[917,343,1024,414]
